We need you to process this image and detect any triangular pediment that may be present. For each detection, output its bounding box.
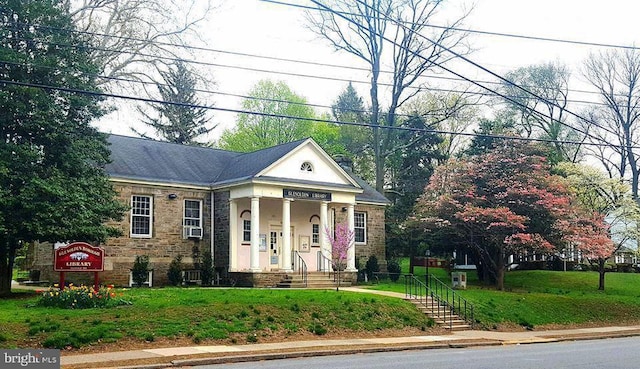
[257,139,359,188]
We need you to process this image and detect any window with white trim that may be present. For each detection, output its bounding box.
[131,195,153,237]
[243,219,251,242]
[184,199,202,227]
[354,212,366,244]
[312,223,320,245]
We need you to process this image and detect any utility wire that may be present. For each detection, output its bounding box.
[0,58,477,119]
[306,0,619,142]
[0,19,625,99]
[0,5,621,144]
[0,78,625,149]
[261,0,640,51]
[1,12,617,141]
[0,58,613,114]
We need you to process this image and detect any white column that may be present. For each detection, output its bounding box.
[320,201,329,259]
[346,204,357,272]
[250,197,261,272]
[282,199,292,272]
[228,199,237,271]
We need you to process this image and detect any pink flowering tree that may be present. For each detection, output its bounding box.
[325,222,354,291]
[412,142,584,290]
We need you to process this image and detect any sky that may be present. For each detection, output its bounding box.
[95,0,640,142]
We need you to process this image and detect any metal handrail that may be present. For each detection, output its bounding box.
[405,274,474,329]
[317,250,332,275]
[293,251,308,287]
[428,274,474,328]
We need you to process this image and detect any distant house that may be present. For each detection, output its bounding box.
[613,246,637,265]
[33,135,389,287]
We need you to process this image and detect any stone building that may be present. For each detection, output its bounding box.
[33,135,389,287]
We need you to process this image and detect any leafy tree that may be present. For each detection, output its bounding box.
[134,61,215,144]
[412,142,583,290]
[0,0,126,297]
[217,80,344,154]
[502,62,584,163]
[325,222,353,291]
[556,163,640,290]
[307,0,471,193]
[402,93,478,162]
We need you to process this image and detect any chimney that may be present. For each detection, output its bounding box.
[334,155,353,172]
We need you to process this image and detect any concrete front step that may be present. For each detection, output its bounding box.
[406,297,470,331]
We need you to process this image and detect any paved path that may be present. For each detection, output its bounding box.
[60,324,640,368]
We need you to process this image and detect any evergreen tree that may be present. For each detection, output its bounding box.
[331,83,374,182]
[386,115,443,257]
[136,61,215,145]
[0,0,127,297]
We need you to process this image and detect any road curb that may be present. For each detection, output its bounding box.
[67,331,640,369]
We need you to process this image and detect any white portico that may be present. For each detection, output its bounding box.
[222,139,362,274]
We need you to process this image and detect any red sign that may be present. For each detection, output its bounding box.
[54,242,105,272]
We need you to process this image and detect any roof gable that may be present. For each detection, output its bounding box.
[257,139,359,188]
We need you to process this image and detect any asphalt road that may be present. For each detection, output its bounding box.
[187,336,640,369]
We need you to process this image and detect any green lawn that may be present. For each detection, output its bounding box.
[371,261,640,329]
[0,288,433,349]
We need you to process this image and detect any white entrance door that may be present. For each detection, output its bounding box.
[269,228,280,267]
[269,226,295,270]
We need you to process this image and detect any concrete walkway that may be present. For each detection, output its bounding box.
[60,324,640,368]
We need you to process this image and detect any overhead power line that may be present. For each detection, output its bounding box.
[0,78,626,149]
[302,0,617,143]
[0,58,613,113]
[0,20,624,101]
[261,0,640,51]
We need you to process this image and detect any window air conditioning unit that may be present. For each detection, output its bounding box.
[184,226,203,239]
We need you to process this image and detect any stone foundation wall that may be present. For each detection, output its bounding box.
[229,272,287,288]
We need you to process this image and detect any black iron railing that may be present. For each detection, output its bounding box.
[293,251,307,287]
[405,274,474,329]
[317,250,332,275]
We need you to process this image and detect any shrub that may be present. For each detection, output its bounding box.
[386,258,401,282]
[200,250,214,286]
[167,255,183,286]
[29,269,41,281]
[309,322,327,335]
[131,255,150,287]
[365,255,379,281]
[37,285,129,309]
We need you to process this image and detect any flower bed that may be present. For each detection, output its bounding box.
[37,284,130,309]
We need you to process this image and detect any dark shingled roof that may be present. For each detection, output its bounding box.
[106,135,237,186]
[105,134,388,204]
[213,139,307,184]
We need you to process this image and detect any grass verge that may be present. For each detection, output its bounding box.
[0,288,433,350]
[370,260,640,329]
